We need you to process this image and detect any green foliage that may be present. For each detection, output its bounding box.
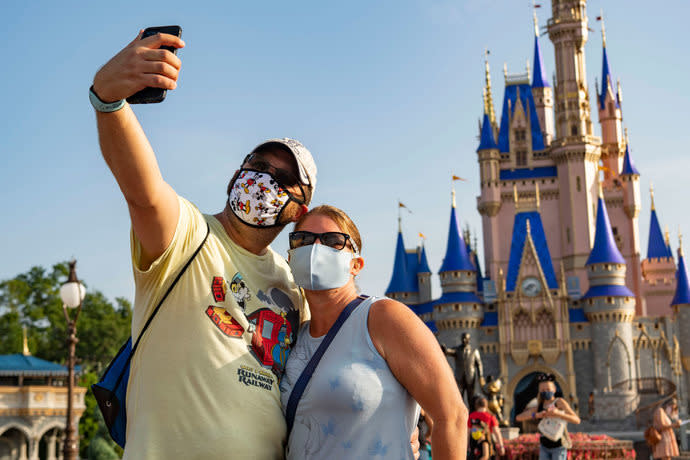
[0,261,132,458]
[87,436,120,460]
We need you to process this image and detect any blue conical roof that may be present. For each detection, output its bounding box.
[621,143,640,176]
[598,45,619,110]
[587,196,626,265]
[386,232,415,294]
[439,206,475,273]
[647,209,672,259]
[672,249,690,306]
[418,245,431,273]
[477,113,498,151]
[532,35,549,88]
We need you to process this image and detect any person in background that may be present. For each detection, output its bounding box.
[652,398,680,460]
[419,407,433,460]
[468,418,492,460]
[280,205,467,459]
[468,396,504,457]
[515,373,580,460]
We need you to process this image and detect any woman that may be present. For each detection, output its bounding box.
[280,205,467,459]
[652,398,680,460]
[515,373,580,460]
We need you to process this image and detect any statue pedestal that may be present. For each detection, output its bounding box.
[500,427,520,441]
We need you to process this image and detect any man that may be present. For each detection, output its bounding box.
[469,396,505,457]
[91,30,316,459]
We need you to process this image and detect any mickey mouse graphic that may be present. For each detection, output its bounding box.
[230,273,251,312]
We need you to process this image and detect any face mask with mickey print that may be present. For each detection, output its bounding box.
[228,170,298,228]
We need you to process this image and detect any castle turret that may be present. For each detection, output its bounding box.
[417,244,433,304]
[531,11,554,146]
[672,237,690,395]
[547,0,594,140]
[547,0,600,288]
[618,138,643,314]
[641,185,676,316]
[434,190,483,348]
[597,16,625,182]
[477,108,502,280]
[582,191,637,418]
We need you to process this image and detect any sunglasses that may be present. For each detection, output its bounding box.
[243,153,302,189]
[537,373,556,382]
[288,231,359,253]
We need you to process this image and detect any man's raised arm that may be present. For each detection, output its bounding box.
[92,31,185,268]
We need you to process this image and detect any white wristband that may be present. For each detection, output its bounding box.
[89,85,126,113]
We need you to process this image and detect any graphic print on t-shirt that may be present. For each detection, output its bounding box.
[204,273,299,378]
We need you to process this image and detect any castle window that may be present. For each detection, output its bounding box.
[576,176,581,192]
[566,227,571,244]
[607,297,614,304]
[571,125,578,136]
[515,129,527,141]
[516,151,528,166]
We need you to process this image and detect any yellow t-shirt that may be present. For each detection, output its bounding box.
[124,196,305,459]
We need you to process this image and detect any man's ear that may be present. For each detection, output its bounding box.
[350,256,365,276]
[291,204,309,222]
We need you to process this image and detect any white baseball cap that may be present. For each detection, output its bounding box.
[252,138,317,189]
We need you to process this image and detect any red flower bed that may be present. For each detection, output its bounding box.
[502,433,636,460]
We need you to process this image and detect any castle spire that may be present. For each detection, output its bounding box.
[484,53,497,127]
[531,13,549,88]
[439,195,475,273]
[385,228,413,295]
[598,11,617,111]
[477,113,498,151]
[672,233,690,307]
[620,142,640,176]
[418,243,431,274]
[647,186,672,259]
[587,195,626,265]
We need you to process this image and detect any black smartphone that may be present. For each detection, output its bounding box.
[127,25,182,104]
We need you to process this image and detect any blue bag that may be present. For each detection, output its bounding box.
[91,224,209,447]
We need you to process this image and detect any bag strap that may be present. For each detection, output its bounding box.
[113,222,210,388]
[285,294,369,435]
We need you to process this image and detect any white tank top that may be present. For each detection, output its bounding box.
[280,296,420,459]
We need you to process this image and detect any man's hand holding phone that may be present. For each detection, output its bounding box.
[92,28,184,106]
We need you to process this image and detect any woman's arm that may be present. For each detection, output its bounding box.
[515,407,541,422]
[369,298,468,460]
[551,398,580,424]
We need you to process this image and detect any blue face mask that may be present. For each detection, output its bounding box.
[540,391,555,401]
[288,244,356,291]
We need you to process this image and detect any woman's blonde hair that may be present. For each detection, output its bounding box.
[295,205,362,254]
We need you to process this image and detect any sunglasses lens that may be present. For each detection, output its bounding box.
[321,233,348,250]
[289,232,314,249]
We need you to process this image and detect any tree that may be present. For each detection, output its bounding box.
[0,261,132,458]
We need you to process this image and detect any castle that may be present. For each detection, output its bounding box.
[386,0,690,429]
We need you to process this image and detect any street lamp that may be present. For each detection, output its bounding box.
[59,260,85,460]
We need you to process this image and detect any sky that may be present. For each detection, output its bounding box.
[1,0,688,307]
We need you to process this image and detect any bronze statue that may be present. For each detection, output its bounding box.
[482,375,507,426]
[441,332,485,404]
